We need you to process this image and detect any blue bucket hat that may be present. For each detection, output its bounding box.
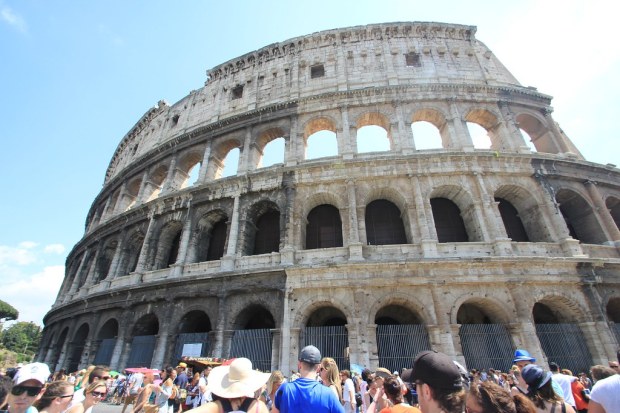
[513,349,536,363]
[521,364,552,390]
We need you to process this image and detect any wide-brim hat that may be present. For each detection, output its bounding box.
[521,364,552,390]
[207,358,270,399]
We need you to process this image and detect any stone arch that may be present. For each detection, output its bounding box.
[66,322,90,372]
[254,126,287,169]
[232,304,276,330]
[144,164,169,202]
[92,317,119,366]
[606,297,620,323]
[430,185,480,242]
[303,116,338,159]
[605,196,620,230]
[365,199,408,245]
[177,310,213,333]
[94,237,118,282]
[301,191,347,218]
[177,148,204,189]
[211,137,243,179]
[532,295,589,324]
[411,107,449,149]
[494,184,552,242]
[117,228,145,276]
[130,313,160,336]
[354,111,392,152]
[515,112,561,154]
[369,292,436,325]
[97,318,119,339]
[305,204,343,249]
[51,327,70,371]
[242,200,281,256]
[173,309,213,360]
[452,296,514,325]
[126,313,159,368]
[151,219,184,270]
[190,209,229,263]
[465,107,501,150]
[556,188,608,244]
[122,175,143,211]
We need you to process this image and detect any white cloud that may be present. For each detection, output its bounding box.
[0,245,38,266]
[0,265,65,326]
[0,3,27,33]
[44,244,66,255]
[19,241,38,249]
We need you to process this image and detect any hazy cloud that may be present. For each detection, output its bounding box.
[44,244,66,254]
[0,3,27,33]
[0,244,38,266]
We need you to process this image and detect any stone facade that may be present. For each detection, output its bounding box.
[39,22,620,375]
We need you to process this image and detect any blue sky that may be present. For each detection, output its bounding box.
[1,0,618,327]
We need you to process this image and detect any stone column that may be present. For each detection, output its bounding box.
[498,101,530,153]
[270,329,281,372]
[211,295,227,357]
[172,202,193,276]
[66,251,91,298]
[366,324,379,370]
[222,196,240,270]
[134,213,156,273]
[197,142,212,183]
[285,116,299,167]
[287,327,301,375]
[279,289,293,371]
[347,180,363,261]
[579,321,617,366]
[107,231,126,280]
[160,155,178,194]
[81,245,102,291]
[447,100,473,151]
[340,105,355,159]
[543,110,572,154]
[135,169,152,204]
[110,310,133,370]
[584,180,620,243]
[396,105,414,153]
[151,328,172,369]
[280,174,296,266]
[99,195,113,222]
[237,127,252,174]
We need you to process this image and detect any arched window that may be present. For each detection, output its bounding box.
[206,220,227,261]
[306,130,338,159]
[306,205,343,249]
[253,210,280,254]
[467,122,491,149]
[430,198,469,242]
[495,198,529,242]
[412,121,443,150]
[259,137,285,168]
[356,125,390,153]
[221,148,240,178]
[365,200,407,245]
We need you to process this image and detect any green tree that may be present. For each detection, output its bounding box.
[0,300,18,321]
[1,322,41,357]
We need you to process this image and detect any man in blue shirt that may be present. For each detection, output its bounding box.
[273,345,344,413]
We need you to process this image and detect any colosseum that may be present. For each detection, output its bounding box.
[38,22,620,376]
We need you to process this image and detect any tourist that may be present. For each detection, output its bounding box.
[34,381,75,413]
[589,365,616,383]
[561,370,588,413]
[131,372,155,413]
[466,381,537,413]
[319,358,342,403]
[405,350,465,413]
[0,375,13,412]
[548,363,576,409]
[340,370,356,413]
[191,358,269,413]
[587,352,620,413]
[272,345,344,413]
[372,376,420,413]
[6,363,50,413]
[69,366,110,411]
[363,375,386,413]
[66,380,107,413]
[154,367,174,413]
[259,370,284,410]
[122,371,145,413]
[520,365,575,413]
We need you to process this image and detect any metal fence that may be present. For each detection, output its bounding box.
[376,324,431,373]
[535,323,593,375]
[459,324,515,372]
[173,332,211,362]
[302,326,350,370]
[126,335,157,368]
[613,323,620,346]
[229,329,273,372]
[93,338,116,365]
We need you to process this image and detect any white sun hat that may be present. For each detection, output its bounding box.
[207,358,270,399]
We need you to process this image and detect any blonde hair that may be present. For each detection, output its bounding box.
[266,370,284,395]
[320,357,342,402]
[85,380,107,395]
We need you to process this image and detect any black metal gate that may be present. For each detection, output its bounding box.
[67,343,85,372]
[93,338,116,365]
[459,324,515,372]
[376,324,431,373]
[302,326,350,370]
[613,323,620,346]
[174,333,211,362]
[229,329,272,372]
[127,335,157,368]
[535,323,593,375]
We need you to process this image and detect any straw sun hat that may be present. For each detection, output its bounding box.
[207,358,271,399]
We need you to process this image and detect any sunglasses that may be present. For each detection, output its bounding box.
[11,386,43,397]
[91,391,107,398]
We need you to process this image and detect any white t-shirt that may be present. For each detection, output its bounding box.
[590,374,620,412]
[552,373,576,407]
[343,378,355,403]
[129,373,145,395]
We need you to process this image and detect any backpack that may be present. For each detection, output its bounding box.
[219,398,256,413]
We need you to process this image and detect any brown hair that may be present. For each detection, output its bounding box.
[33,381,74,410]
[428,385,465,413]
[383,377,404,403]
[526,378,561,409]
[590,365,616,381]
[468,381,516,413]
[85,380,107,395]
[321,358,342,402]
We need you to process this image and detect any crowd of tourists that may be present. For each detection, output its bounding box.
[0,347,619,413]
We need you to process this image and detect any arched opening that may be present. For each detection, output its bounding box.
[93,319,118,366]
[495,185,552,242]
[519,128,537,152]
[516,113,559,154]
[144,165,168,202]
[556,189,607,244]
[49,328,69,372]
[306,130,338,159]
[495,198,529,242]
[182,162,201,188]
[303,306,349,370]
[365,199,407,245]
[249,208,280,255]
[607,298,620,345]
[412,121,443,150]
[153,221,183,270]
[230,305,275,371]
[117,231,144,276]
[220,148,240,178]
[467,122,491,149]
[127,314,159,368]
[606,197,620,230]
[259,137,285,168]
[175,310,212,361]
[375,305,430,373]
[533,300,593,375]
[124,177,142,211]
[357,125,390,153]
[457,302,514,372]
[430,198,469,242]
[95,240,117,282]
[66,324,89,373]
[192,211,229,263]
[305,204,343,249]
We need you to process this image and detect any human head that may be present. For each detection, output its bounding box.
[143,372,155,384]
[176,362,187,373]
[512,349,535,370]
[8,362,50,413]
[206,358,270,399]
[520,365,559,409]
[298,345,321,373]
[0,376,13,410]
[33,380,74,411]
[340,369,351,380]
[383,376,404,404]
[608,360,620,373]
[164,366,174,380]
[88,366,110,384]
[548,362,559,373]
[266,370,284,396]
[84,380,107,405]
[320,358,340,386]
[466,381,516,413]
[590,365,616,382]
[409,351,465,413]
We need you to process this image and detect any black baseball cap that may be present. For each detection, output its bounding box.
[409,350,463,390]
[299,345,321,364]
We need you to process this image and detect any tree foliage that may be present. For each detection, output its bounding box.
[0,300,18,321]
[1,322,41,356]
